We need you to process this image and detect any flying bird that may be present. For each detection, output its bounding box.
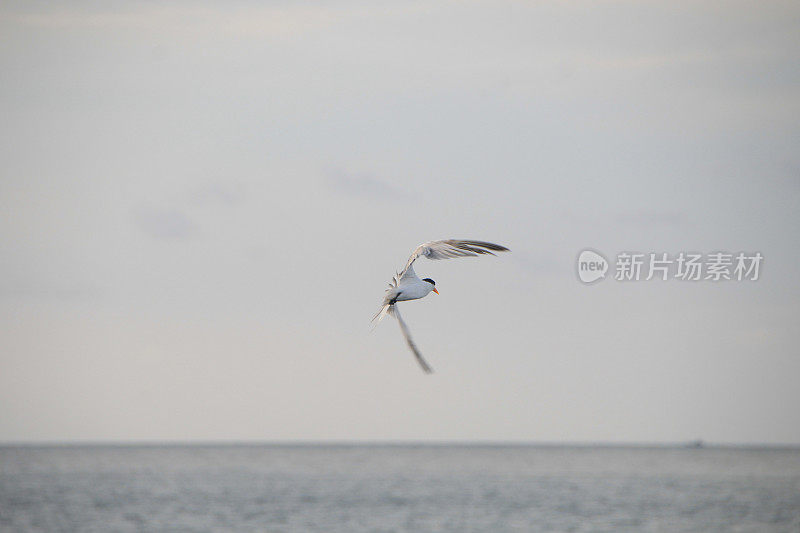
[372,239,510,373]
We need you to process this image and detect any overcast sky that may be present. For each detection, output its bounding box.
[1,1,799,445]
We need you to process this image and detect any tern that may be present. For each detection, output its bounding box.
[372,239,510,373]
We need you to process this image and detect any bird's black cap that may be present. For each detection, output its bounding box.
[422,278,435,285]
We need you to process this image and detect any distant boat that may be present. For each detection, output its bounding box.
[685,439,704,449]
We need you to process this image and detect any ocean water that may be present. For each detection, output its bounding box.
[1,444,799,532]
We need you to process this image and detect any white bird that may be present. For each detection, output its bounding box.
[372,239,510,373]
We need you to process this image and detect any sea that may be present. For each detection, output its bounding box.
[1,444,799,532]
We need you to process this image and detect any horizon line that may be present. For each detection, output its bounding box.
[2,438,799,449]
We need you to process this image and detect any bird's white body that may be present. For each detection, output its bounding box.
[373,239,509,374]
[388,266,435,302]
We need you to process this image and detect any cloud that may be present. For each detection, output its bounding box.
[0,3,356,39]
[509,250,562,276]
[326,171,414,202]
[133,206,198,240]
[187,182,246,207]
[0,283,101,301]
[614,211,684,228]
[327,172,413,202]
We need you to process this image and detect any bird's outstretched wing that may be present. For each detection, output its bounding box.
[389,304,433,374]
[399,239,509,278]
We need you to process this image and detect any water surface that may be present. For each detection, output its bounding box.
[1,444,799,532]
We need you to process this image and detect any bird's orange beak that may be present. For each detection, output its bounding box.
[433,288,439,295]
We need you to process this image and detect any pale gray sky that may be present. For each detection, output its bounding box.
[1,1,799,444]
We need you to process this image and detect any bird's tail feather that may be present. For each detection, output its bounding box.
[371,302,392,325]
[371,272,401,326]
[391,305,434,374]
